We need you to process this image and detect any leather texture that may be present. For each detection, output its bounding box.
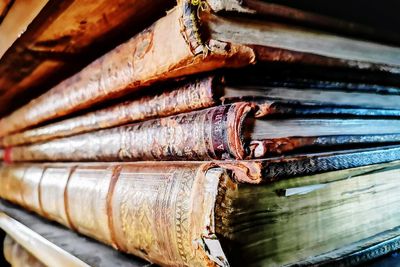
[5,103,253,162]
[0,162,231,266]
[0,76,219,147]
[0,3,255,137]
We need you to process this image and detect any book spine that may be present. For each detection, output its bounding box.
[0,76,221,147]
[0,5,255,137]
[5,103,254,162]
[0,163,230,266]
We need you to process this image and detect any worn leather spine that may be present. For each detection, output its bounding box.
[0,76,221,147]
[5,103,254,162]
[0,162,233,266]
[0,3,255,137]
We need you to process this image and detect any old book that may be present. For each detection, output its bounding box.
[0,0,175,116]
[3,235,45,267]
[0,0,12,23]
[3,74,400,148]
[0,212,87,267]
[0,204,149,267]
[3,102,400,162]
[1,159,400,266]
[1,1,400,137]
[1,1,399,118]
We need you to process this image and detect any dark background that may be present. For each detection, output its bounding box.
[268,0,400,34]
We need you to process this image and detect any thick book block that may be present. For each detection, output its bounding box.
[1,0,400,137]
[2,159,400,266]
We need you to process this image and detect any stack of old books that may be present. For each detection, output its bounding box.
[1,1,400,266]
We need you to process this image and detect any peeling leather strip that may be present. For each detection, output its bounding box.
[208,161,263,184]
[226,102,254,160]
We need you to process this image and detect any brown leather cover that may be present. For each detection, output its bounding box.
[0,0,176,116]
[0,162,233,266]
[3,235,45,267]
[5,103,254,162]
[0,76,220,147]
[2,148,400,265]
[0,4,255,137]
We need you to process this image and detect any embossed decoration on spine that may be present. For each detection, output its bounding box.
[0,163,228,266]
[109,165,222,265]
[0,76,220,147]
